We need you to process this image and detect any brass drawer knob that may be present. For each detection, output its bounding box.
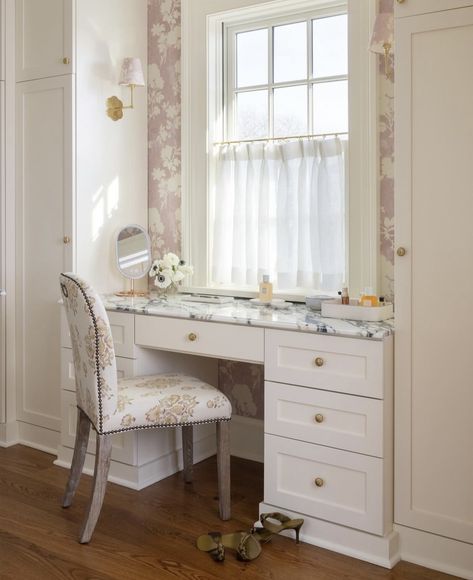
[314,477,325,487]
[63,57,71,65]
[63,236,71,245]
[188,332,197,342]
[315,414,324,423]
[315,357,324,367]
[397,247,406,257]
[396,0,405,3]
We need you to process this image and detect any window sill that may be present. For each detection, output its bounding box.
[179,285,338,304]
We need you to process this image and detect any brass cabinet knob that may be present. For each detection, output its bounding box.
[63,236,71,245]
[397,247,406,257]
[188,332,197,342]
[314,477,325,487]
[315,414,324,423]
[396,0,405,3]
[315,357,324,367]
[63,57,71,65]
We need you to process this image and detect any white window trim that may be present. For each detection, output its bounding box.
[182,0,378,300]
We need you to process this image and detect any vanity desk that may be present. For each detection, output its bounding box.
[57,295,397,567]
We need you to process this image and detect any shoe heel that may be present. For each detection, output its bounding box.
[295,524,303,544]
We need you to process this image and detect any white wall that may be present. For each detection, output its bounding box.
[76,0,148,293]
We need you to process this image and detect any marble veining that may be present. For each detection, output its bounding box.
[102,294,394,340]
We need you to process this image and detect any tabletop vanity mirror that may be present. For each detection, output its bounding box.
[115,224,152,296]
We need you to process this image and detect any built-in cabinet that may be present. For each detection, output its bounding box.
[8,0,148,451]
[395,1,473,575]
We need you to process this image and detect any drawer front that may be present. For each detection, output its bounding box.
[265,381,384,457]
[265,330,385,398]
[135,315,264,363]
[60,389,136,464]
[61,308,135,358]
[61,348,135,393]
[265,435,385,535]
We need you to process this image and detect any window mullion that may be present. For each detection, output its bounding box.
[268,25,274,138]
[307,18,313,134]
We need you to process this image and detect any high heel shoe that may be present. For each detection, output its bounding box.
[197,530,262,562]
[256,512,304,544]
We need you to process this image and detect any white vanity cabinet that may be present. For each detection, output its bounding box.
[262,330,395,556]
[395,3,473,576]
[394,0,473,18]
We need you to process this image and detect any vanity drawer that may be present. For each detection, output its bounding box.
[135,315,264,363]
[265,381,384,457]
[61,308,136,359]
[265,330,386,399]
[265,434,386,535]
[61,348,135,392]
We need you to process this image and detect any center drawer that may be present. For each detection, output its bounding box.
[135,315,264,363]
[265,434,386,535]
[265,329,387,399]
[265,381,384,457]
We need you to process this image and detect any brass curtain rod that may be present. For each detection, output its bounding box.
[214,131,348,146]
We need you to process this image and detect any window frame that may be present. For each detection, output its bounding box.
[182,0,378,301]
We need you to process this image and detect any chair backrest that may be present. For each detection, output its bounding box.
[60,273,118,433]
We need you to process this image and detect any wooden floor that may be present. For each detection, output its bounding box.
[0,446,455,580]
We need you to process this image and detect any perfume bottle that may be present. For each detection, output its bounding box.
[259,275,273,303]
[359,287,378,307]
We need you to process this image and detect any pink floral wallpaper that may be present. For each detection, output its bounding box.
[148,0,395,420]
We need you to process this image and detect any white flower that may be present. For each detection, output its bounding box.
[179,264,194,276]
[163,252,180,267]
[154,271,172,289]
[171,270,185,283]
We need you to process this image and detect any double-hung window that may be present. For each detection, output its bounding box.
[182,0,377,299]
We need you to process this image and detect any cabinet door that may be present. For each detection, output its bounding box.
[16,75,73,433]
[0,81,4,424]
[395,7,473,544]
[16,0,73,81]
[395,1,473,18]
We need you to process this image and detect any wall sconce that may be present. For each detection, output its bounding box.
[106,57,145,121]
[369,13,394,80]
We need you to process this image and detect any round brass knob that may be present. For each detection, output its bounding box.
[396,0,405,4]
[188,332,197,342]
[63,236,71,245]
[63,57,71,65]
[314,478,325,487]
[315,414,324,423]
[315,357,324,367]
[397,247,406,257]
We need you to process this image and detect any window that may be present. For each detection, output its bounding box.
[182,0,377,299]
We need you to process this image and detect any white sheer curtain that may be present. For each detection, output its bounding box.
[211,137,346,292]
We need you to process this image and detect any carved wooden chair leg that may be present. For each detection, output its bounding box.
[63,408,91,508]
[182,425,194,484]
[216,420,231,521]
[79,433,113,544]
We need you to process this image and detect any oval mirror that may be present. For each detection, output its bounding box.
[116,224,152,279]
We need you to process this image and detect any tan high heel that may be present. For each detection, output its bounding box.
[197,530,262,562]
[256,512,304,544]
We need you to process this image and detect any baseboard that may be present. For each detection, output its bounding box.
[0,421,19,447]
[259,502,400,569]
[230,415,264,463]
[396,524,473,580]
[54,431,218,491]
[14,421,59,455]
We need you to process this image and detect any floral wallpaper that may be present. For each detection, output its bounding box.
[148,0,395,420]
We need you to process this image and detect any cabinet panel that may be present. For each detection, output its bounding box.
[16,76,73,432]
[265,381,384,457]
[265,435,386,535]
[16,0,73,81]
[0,81,4,423]
[395,6,473,544]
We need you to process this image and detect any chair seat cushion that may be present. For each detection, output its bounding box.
[101,373,232,434]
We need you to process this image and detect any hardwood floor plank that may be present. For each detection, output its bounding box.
[0,446,458,580]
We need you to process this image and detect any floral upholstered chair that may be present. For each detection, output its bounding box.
[59,273,232,543]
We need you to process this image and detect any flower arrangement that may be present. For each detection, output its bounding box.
[149,252,193,294]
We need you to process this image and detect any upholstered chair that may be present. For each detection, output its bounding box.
[59,273,232,543]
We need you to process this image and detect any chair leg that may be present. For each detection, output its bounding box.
[216,421,231,521]
[182,425,194,484]
[79,433,113,544]
[63,408,91,508]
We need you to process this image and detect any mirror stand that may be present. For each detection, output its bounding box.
[115,224,152,297]
[115,278,149,298]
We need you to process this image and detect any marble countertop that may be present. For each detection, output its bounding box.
[102,294,394,340]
